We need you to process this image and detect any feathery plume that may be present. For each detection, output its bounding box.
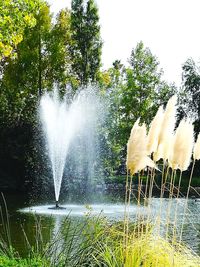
[127,121,156,175]
[155,95,177,162]
[194,132,200,160]
[154,133,174,162]
[130,118,140,139]
[147,106,164,155]
[169,119,194,171]
[126,119,140,168]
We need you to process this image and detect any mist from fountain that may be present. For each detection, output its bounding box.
[40,88,103,203]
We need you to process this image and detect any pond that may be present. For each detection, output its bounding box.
[1,193,200,257]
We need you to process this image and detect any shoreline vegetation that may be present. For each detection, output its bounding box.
[0,204,199,267]
[0,204,199,266]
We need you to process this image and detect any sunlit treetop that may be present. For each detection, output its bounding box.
[0,0,45,59]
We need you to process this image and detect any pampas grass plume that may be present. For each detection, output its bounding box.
[170,119,194,171]
[127,121,155,175]
[194,133,200,160]
[147,106,164,154]
[154,133,174,162]
[155,95,177,162]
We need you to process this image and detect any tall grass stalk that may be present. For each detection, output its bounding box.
[0,193,14,258]
[145,168,155,232]
[165,169,176,239]
[125,175,133,240]
[123,171,130,249]
[157,162,170,235]
[179,160,195,242]
[172,170,183,241]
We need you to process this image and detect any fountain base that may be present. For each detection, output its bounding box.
[48,201,66,210]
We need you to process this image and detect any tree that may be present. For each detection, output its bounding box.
[97,60,126,175]
[46,8,79,91]
[0,0,45,59]
[70,0,102,85]
[0,3,51,125]
[47,9,73,90]
[0,2,52,192]
[181,58,200,133]
[111,41,163,159]
[178,58,200,177]
[124,42,161,122]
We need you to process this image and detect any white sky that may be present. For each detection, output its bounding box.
[47,0,200,86]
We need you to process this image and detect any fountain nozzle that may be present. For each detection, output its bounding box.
[48,201,66,210]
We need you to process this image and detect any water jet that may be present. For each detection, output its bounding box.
[40,88,103,204]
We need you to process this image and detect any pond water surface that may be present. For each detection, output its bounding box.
[1,193,200,257]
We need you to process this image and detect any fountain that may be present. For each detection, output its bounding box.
[40,88,102,208]
[21,87,141,217]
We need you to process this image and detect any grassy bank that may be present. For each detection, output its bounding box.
[0,213,199,267]
[0,256,48,267]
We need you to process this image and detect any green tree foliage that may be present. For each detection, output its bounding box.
[179,58,200,176]
[47,8,78,90]
[123,42,162,124]
[70,0,102,85]
[99,61,126,175]
[181,58,200,133]
[0,4,51,125]
[0,0,45,58]
[0,3,53,192]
